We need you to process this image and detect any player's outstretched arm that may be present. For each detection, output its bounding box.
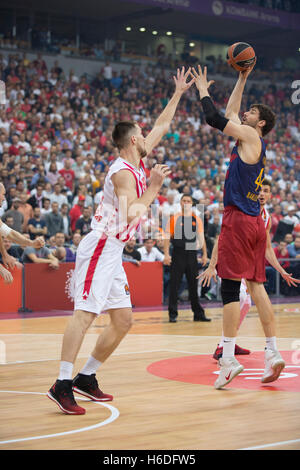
[265,230,300,287]
[225,64,255,124]
[144,67,195,157]
[0,220,45,249]
[197,236,219,285]
[191,65,260,154]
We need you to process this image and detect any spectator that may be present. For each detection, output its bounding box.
[53,246,76,263]
[75,206,92,236]
[283,206,299,227]
[60,202,71,240]
[123,238,142,266]
[138,237,165,262]
[27,184,46,210]
[2,197,24,233]
[54,231,66,248]
[59,157,75,191]
[18,192,34,232]
[69,195,85,232]
[44,201,64,238]
[0,237,23,264]
[49,183,69,208]
[27,206,48,240]
[69,232,82,254]
[22,236,59,268]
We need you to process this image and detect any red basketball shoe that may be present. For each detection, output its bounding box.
[213,344,251,360]
[72,373,113,402]
[47,379,86,415]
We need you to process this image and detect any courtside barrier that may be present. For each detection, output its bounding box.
[0,266,23,313]
[19,261,163,312]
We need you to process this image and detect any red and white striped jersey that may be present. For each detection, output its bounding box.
[261,206,271,230]
[91,157,147,242]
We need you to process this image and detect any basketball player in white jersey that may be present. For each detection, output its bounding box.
[200,180,299,361]
[48,67,195,415]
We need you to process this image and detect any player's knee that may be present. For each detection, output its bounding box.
[221,279,241,305]
[73,310,95,332]
[114,310,133,334]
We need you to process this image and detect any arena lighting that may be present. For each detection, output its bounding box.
[139,27,146,32]
[189,42,195,47]
[152,30,158,35]
[125,26,131,31]
[166,31,172,36]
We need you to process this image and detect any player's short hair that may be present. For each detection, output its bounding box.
[112,121,138,150]
[262,179,272,189]
[250,104,276,136]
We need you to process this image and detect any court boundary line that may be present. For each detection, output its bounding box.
[0,391,119,445]
[239,437,300,450]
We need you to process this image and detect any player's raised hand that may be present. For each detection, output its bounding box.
[190,65,215,94]
[149,164,171,189]
[240,57,256,80]
[173,66,195,95]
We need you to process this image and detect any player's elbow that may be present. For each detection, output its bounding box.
[205,111,228,132]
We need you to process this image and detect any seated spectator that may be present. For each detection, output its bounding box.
[22,236,59,268]
[44,201,64,238]
[69,195,85,232]
[41,198,52,216]
[123,238,142,266]
[69,232,82,253]
[53,246,76,263]
[49,183,69,208]
[75,206,92,236]
[60,202,71,240]
[28,207,48,240]
[138,237,165,262]
[54,231,66,248]
[283,206,299,227]
[18,191,34,232]
[287,234,300,267]
[2,197,24,233]
[0,237,23,265]
[27,184,46,210]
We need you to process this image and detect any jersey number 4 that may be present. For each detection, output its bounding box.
[254,168,265,191]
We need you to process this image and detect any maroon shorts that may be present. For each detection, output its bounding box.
[216,205,266,283]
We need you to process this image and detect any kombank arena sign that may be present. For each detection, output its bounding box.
[124,0,300,29]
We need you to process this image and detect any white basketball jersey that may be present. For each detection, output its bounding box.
[261,207,270,230]
[91,157,147,242]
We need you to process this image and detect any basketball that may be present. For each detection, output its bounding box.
[226,42,256,72]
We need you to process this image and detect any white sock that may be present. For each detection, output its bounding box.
[58,361,74,380]
[80,356,102,376]
[266,337,277,351]
[222,337,236,358]
[219,334,225,348]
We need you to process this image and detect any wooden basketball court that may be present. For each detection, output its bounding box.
[1,300,300,451]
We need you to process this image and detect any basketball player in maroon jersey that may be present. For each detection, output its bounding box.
[190,65,300,389]
[200,180,299,360]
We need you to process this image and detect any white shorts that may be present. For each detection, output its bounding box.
[74,231,132,315]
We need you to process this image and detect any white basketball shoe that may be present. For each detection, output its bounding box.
[261,348,285,383]
[214,357,244,389]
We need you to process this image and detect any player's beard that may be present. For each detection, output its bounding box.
[137,143,147,159]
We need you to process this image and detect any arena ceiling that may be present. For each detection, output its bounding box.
[1,0,299,53]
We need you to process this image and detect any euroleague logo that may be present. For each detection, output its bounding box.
[147,351,300,392]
